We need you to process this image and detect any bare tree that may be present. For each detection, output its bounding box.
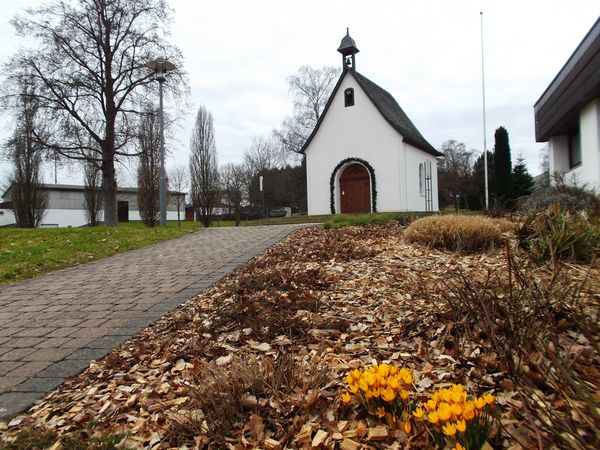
[4,78,47,227]
[221,163,246,226]
[137,107,161,227]
[168,165,188,227]
[83,154,103,226]
[438,140,474,211]
[244,136,284,175]
[4,0,186,226]
[189,106,219,228]
[274,65,340,156]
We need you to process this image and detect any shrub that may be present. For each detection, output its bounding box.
[518,203,600,264]
[168,354,330,445]
[404,215,508,252]
[432,248,599,448]
[522,174,600,215]
[438,245,579,373]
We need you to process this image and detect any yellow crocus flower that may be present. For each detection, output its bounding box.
[340,392,352,404]
[437,402,452,422]
[451,387,466,404]
[381,386,396,403]
[475,396,486,410]
[404,419,412,434]
[388,376,400,390]
[428,411,439,424]
[451,402,462,419]
[359,379,369,392]
[365,372,377,387]
[442,422,457,436]
[425,399,437,412]
[440,389,452,403]
[412,407,424,419]
[378,364,390,377]
[456,419,467,433]
[462,402,475,421]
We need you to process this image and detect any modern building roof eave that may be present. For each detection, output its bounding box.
[534,17,600,142]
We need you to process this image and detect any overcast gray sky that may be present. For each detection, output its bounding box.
[1,0,599,185]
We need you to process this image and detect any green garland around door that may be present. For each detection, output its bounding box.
[329,158,377,214]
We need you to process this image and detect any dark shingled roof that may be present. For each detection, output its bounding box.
[337,30,360,54]
[301,70,441,156]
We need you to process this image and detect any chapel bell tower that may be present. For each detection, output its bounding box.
[337,28,360,71]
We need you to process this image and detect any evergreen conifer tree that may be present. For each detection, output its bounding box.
[493,127,513,204]
[512,155,534,199]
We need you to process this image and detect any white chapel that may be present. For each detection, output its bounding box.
[302,30,442,215]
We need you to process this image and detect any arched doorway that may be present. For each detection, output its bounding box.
[339,163,371,213]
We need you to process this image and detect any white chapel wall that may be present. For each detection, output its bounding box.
[306,73,439,214]
[306,74,404,215]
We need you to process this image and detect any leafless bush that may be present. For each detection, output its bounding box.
[4,78,48,228]
[167,353,331,446]
[523,172,600,215]
[439,246,591,369]
[435,246,599,448]
[83,157,103,226]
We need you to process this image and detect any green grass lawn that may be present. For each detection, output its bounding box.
[0,213,426,286]
[209,215,333,227]
[0,221,204,286]
[323,212,430,228]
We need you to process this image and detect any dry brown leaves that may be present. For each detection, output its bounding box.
[1,222,598,449]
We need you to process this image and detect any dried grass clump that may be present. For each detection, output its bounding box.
[404,214,506,252]
[167,354,331,446]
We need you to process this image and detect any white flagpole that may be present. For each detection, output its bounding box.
[480,11,489,210]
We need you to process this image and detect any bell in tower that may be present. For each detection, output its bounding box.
[337,28,360,71]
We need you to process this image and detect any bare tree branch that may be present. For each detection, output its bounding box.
[3,0,187,226]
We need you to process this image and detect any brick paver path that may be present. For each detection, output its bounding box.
[0,224,307,420]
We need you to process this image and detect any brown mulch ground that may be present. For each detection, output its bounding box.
[1,222,598,449]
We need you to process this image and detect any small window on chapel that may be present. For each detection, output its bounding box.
[344,88,354,107]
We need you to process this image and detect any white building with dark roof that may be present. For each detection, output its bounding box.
[1,184,186,227]
[302,30,442,215]
[534,17,600,190]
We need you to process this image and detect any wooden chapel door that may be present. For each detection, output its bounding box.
[339,163,371,214]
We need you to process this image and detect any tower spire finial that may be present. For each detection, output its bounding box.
[337,29,359,71]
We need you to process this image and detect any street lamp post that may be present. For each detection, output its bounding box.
[259,175,265,219]
[146,57,176,227]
